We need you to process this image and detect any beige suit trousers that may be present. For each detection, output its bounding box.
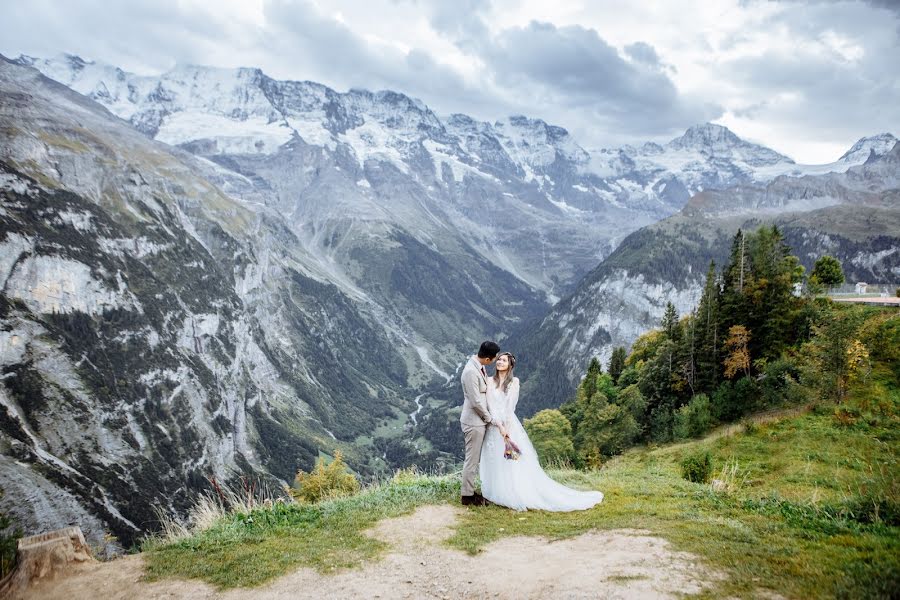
[461,422,486,496]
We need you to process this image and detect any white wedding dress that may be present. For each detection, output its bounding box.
[479,377,604,511]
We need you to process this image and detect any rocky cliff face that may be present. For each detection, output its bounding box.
[0,58,412,551]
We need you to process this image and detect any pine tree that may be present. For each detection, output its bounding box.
[720,229,751,334]
[608,346,627,385]
[661,302,680,340]
[810,255,845,290]
[696,261,721,393]
[638,339,678,411]
[562,357,605,439]
[582,357,603,399]
[744,225,798,360]
[678,313,698,398]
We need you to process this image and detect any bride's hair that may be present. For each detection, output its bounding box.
[492,352,516,393]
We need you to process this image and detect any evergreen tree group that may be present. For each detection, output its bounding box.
[541,225,893,467]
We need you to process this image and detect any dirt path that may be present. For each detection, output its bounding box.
[26,505,722,599]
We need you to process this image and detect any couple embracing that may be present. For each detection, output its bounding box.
[459,341,604,511]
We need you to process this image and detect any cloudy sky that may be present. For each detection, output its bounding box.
[2,0,898,162]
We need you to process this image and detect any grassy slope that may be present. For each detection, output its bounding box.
[144,403,897,598]
[142,473,459,587]
[451,407,898,599]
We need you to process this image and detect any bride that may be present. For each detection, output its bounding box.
[479,352,604,511]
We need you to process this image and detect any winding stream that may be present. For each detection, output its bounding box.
[409,393,425,426]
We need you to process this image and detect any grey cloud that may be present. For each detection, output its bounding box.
[720,1,900,147]
[424,0,492,50]
[260,0,480,111]
[0,0,228,72]
[624,42,661,66]
[864,0,900,17]
[481,21,720,135]
[772,0,900,19]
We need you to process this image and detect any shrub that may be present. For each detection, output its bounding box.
[711,377,760,423]
[391,466,423,486]
[710,381,734,421]
[833,405,861,427]
[759,358,804,408]
[649,405,673,443]
[673,394,713,440]
[0,499,21,579]
[524,409,575,466]
[575,401,639,461]
[617,365,640,388]
[290,451,360,503]
[680,450,712,484]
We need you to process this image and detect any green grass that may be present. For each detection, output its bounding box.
[447,408,899,599]
[144,399,898,597]
[142,473,459,588]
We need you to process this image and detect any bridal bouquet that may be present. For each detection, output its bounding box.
[503,435,521,461]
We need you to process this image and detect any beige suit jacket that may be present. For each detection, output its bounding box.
[459,356,493,427]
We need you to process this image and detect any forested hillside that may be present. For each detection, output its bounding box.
[522,225,899,466]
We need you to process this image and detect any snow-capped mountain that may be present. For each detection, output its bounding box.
[838,133,899,164]
[19,54,895,300]
[13,55,631,297]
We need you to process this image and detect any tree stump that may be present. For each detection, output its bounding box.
[0,526,94,599]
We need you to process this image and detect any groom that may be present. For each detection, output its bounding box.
[459,340,500,506]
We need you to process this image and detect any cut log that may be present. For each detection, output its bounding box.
[0,526,94,599]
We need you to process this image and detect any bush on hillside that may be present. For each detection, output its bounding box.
[290,451,360,503]
[575,399,640,463]
[616,365,640,388]
[649,404,674,443]
[759,358,806,408]
[680,451,712,484]
[673,394,713,440]
[523,409,575,466]
[711,377,760,422]
[0,496,21,579]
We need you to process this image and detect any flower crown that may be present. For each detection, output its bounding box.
[499,351,516,368]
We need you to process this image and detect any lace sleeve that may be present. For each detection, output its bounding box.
[507,378,520,417]
[486,382,505,426]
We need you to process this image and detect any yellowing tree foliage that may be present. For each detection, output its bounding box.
[724,325,751,379]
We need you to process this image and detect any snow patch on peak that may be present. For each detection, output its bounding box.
[667,123,792,165]
[157,112,293,154]
[494,115,589,168]
[839,133,898,163]
[668,123,741,149]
